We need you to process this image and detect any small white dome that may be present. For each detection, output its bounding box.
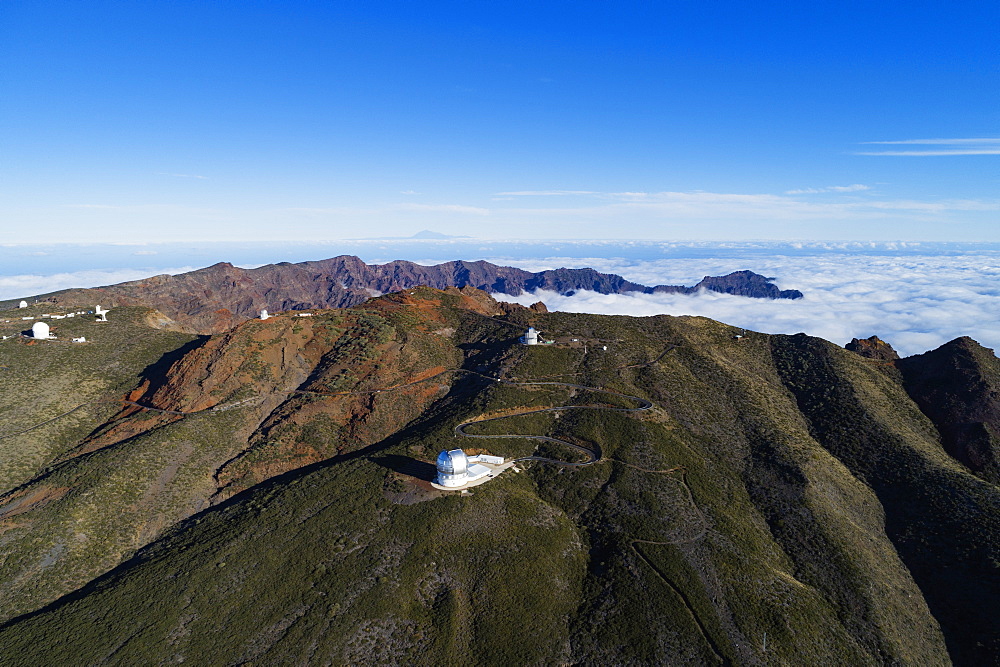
[31,321,50,339]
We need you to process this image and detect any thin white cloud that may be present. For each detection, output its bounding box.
[400,190,420,195]
[785,184,871,194]
[857,138,1000,156]
[606,192,650,200]
[396,203,490,215]
[157,172,209,179]
[493,190,598,196]
[494,190,1000,226]
[23,187,999,243]
[861,138,1000,145]
[857,149,1000,156]
[864,199,1000,212]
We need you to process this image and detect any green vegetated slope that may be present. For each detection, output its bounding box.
[897,336,1000,486]
[0,291,997,665]
[0,289,474,625]
[0,305,197,495]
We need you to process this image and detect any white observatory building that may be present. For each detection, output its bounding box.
[435,448,506,489]
[260,309,269,320]
[31,321,51,339]
[18,301,27,309]
[436,449,470,487]
[520,327,539,345]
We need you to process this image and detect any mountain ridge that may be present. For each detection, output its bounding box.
[23,255,803,334]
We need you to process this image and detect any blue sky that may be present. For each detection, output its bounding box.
[2,1,998,243]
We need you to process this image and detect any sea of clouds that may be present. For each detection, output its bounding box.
[492,253,1000,357]
[2,241,998,357]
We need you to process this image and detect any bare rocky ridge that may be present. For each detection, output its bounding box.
[33,256,802,334]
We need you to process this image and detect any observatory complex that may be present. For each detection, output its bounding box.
[433,448,510,491]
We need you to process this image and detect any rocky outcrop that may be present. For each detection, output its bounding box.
[845,335,900,361]
[37,256,802,334]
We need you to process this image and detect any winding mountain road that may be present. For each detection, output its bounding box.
[453,380,652,466]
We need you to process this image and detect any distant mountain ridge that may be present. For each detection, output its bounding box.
[33,255,803,334]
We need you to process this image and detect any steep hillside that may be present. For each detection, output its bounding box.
[896,336,1000,486]
[21,255,803,333]
[774,334,1000,665]
[0,304,196,495]
[0,290,996,665]
[0,287,501,623]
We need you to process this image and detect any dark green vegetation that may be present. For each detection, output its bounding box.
[0,289,997,665]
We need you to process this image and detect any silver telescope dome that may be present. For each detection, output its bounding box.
[436,449,469,476]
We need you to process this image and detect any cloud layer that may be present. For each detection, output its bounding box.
[3,246,999,359]
[492,253,1000,357]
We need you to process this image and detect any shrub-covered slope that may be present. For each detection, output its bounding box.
[0,288,492,624]
[0,305,196,495]
[896,336,1000,486]
[1,293,996,664]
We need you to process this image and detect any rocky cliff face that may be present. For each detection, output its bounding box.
[36,255,802,334]
[846,335,900,361]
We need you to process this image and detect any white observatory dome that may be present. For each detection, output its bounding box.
[521,327,539,345]
[18,301,27,309]
[31,321,50,339]
[436,449,470,487]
